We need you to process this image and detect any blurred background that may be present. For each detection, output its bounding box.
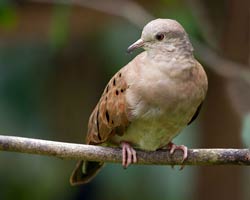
[0,0,249,199]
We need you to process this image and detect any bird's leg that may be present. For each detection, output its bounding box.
[121,142,137,169]
[167,142,188,161]
[167,142,188,170]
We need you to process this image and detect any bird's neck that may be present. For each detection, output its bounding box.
[146,48,194,64]
[143,45,196,79]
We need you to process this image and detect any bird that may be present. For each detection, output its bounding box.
[70,18,208,186]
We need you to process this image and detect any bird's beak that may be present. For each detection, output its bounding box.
[127,39,144,53]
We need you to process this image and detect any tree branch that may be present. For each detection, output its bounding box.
[0,135,250,166]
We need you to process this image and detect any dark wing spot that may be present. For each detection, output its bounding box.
[105,96,107,101]
[113,78,116,86]
[106,85,109,93]
[119,73,122,77]
[114,126,125,136]
[121,89,124,93]
[112,120,114,124]
[96,109,101,140]
[105,110,110,123]
[115,90,119,95]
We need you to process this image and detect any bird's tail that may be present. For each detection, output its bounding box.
[70,160,104,186]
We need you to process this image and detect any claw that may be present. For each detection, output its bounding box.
[121,142,137,168]
[167,142,188,170]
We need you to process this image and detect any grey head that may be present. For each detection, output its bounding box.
[127,18,193,54]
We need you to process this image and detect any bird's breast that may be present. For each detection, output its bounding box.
[108,54,207,151]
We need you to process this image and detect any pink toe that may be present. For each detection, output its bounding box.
[122,144,126,168]
[181,145,188,161]
[121,142,136,168]
[167,143,188,162]
[126,147,132,168]
[131,148,137,163]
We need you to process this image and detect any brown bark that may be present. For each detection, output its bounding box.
[1,135,250,166]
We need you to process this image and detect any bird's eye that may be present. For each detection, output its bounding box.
[155,33,164,41]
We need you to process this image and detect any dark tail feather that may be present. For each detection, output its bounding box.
[70,160,104,186]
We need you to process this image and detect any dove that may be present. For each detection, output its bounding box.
[70,18,208,186]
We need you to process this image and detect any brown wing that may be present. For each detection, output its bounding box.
[86,70,130,145]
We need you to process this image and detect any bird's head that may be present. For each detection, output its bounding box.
[127,19,193,54]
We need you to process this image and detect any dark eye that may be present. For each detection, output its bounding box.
[155,33,164,41]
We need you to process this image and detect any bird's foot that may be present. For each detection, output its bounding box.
[167,142,188,170]
[121,142,137,169]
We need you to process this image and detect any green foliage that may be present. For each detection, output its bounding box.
[49,5,71,50]
[0,1,17,29]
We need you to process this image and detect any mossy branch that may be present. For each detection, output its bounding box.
[0,135,250,166]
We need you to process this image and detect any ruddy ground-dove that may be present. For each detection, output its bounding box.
[70,18,208,186]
